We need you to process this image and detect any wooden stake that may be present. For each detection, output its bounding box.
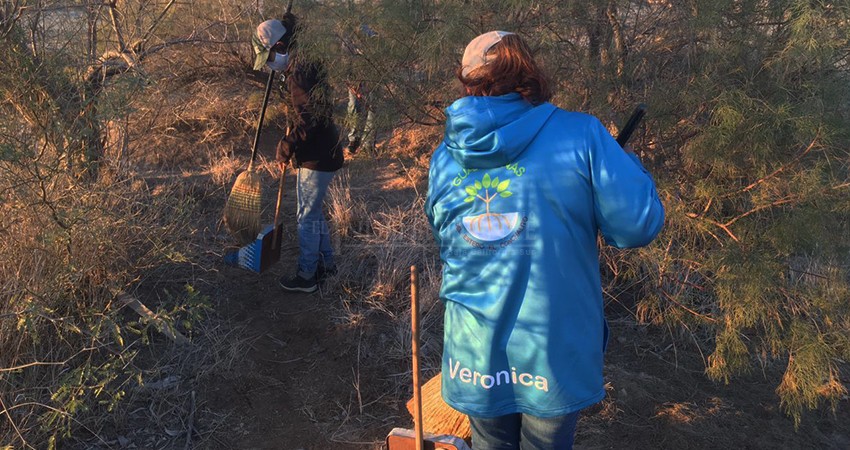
[411,265,424,450]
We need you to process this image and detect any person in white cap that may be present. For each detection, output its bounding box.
[425,32,664,449]
[252,21,286,72]
[253,12,344,293]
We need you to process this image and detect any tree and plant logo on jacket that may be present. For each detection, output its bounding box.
[456,171,527,246]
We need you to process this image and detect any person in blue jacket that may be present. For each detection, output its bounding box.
[425,31,665,449]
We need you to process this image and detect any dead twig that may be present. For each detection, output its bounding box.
[184,390,196,450]
[0,394,32,450]
[659,289,718,324]
[685,213,740,242]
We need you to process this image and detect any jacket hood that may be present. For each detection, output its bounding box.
[443,93,556,169]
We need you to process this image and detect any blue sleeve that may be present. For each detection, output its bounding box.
[587,117,665,248]
[424,150,442,248]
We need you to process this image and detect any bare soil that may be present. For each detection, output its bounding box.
[198,270,850,449]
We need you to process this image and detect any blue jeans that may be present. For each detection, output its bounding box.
[469,412,580,450]
[295,168,336,277]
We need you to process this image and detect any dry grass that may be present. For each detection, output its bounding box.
[206,155,245,187]
[326,168,371,240]
[126,48,288,171]
[320,129,446,438]
[383,122,443,160]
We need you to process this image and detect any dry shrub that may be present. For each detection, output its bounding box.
[0,170,202,447]
[126,47,288,170]
[324,164,444,399]
[93,317,251,450]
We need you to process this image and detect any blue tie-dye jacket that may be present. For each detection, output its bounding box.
[425,93,664,417]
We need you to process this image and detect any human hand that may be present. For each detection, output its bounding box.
[276,139,293,164]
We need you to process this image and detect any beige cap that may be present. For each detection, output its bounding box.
[461,31,515,77]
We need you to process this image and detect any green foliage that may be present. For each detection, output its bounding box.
[620,0,850,426]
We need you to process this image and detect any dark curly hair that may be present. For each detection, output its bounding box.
[458,34,551,105]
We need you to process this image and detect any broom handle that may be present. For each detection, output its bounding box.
[411,265,424,450]
[271,162,286,250]
[248,70,277,171]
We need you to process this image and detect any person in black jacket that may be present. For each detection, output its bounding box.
[254,13,344,293]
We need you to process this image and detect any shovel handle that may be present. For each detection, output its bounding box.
[248,70,277,171]
[615,103,647,148]
[271,162,286,250]
[411,266,424,450]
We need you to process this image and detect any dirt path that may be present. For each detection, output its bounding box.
[202,268,384,449]
[195,241,850,450]
[193,129,401,448]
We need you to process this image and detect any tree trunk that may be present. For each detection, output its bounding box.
[607,0,626,78]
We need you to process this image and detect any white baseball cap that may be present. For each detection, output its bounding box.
[253,20,288,71]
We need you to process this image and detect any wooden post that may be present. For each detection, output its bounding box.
[411,265,424,450]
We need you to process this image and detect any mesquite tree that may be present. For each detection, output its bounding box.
[0,0,244,446]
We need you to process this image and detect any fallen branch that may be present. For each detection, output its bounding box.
[1,346,103,373]
[117,293,190,345]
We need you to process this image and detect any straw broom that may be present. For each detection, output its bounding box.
[405,374,470,441]
[223,69,277,245]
